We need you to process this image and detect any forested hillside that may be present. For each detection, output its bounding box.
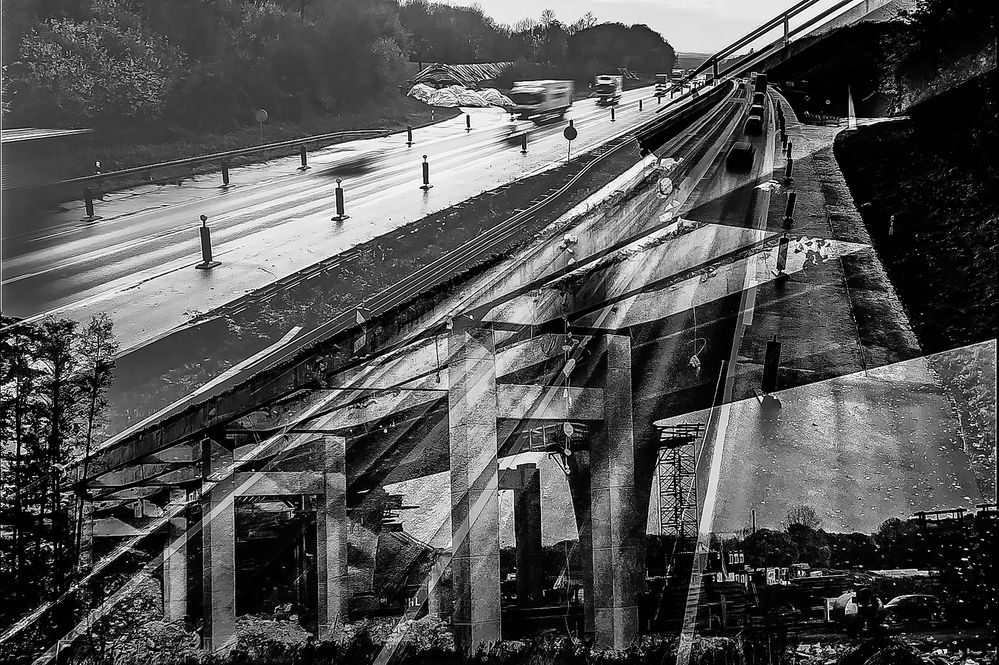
[0,0,675,134]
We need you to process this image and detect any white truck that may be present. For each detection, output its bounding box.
[654,73,670,96]
[509,80,574,122]
[594,74,623,105]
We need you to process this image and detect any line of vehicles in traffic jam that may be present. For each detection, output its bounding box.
[508,69,703,124]
[726,72,768,172]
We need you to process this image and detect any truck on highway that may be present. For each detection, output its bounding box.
[654,73,670,97]
[593,74,623,105]
[509,80,575,122]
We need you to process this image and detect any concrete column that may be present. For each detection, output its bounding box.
[566,451,595,637]
[163,488,188,622]
[426,556,448,617]
[201,437,236,652]
[317,435,348,640]
[448,326,501,656]
[590,335,640,650]
[76,498,94,618]
[513,464,543,606]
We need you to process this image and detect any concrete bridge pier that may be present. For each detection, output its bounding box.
[448,326,502,656]
[317,434,349,639]
[201,435,237,652]
[163,488,188,622]
[500,464,543,605]
[591,334,642,650]
[196,433,348,649]
[567,335,645,650]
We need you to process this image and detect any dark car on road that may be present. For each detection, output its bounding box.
[883,594,943,626]
[726,142,756,172]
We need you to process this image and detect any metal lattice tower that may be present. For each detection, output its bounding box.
[656,424,704,540]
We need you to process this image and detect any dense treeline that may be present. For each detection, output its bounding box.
[0,314,118,660]
[1,0,675,133]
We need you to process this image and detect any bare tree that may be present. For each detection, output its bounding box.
[784,504,821,530]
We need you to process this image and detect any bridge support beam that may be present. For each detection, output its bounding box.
[448,327,502,656]
[163,488,188,622]
[317,435,348,639]
[201,436,236,652]
[501,464,543,606]
[590,335,640,650]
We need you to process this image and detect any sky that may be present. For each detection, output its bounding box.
[440,0,856,52]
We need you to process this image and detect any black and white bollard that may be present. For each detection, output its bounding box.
[783,191,796,228]
[420,155,433,190]
[195,214,221,270]
[639,99,643,111]
[82,187,101,221]
[521,132,528,154]
[298,145,309,171]
[406,125,414,147]
[221,160,230,187]
[762,335,782,394]
[776,234,789,276]
[332,178,349,222]
[610,107,615,122]
[466,114,471,132]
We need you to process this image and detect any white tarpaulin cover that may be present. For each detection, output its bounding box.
[407,84,512,108]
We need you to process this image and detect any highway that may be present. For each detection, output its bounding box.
[2,86,676,353]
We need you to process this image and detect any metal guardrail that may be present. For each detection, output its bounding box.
[2,128,385,194]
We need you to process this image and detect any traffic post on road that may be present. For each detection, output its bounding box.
[298,145,310,171]
[521,132,528,154]
[82,187,101,221]
[563,121,577,162]
[639,99,643,111]
[786,141,793,159]
[611,107,616,122]
[784,191,797,228]
[783,157,794,186]
[775,233,789,277]
[221,160,230,187]
[762,335,782,394]
[195,214,221,270]
[407,125,414,146]
[332,178,349,222]
[420,155,433,190]
[466,114,471,132]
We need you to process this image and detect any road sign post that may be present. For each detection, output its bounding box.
[254,108,268,146]
[563,122,577,162]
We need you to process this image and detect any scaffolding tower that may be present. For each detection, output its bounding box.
[656,423,704,540]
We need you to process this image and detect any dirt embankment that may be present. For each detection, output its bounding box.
[833,73,998,497]
[833,74,997,355]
